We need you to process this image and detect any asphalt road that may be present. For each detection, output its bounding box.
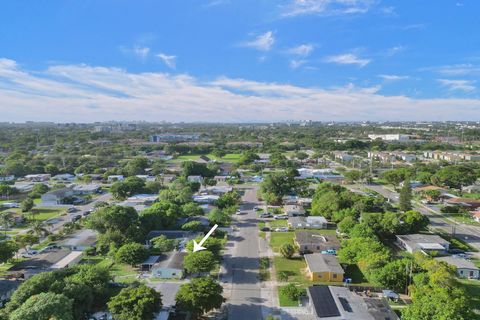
[225,186,263,320]
[360,184,480,254]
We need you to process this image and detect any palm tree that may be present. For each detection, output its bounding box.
[29,220,49,238]
[0,212,15,237]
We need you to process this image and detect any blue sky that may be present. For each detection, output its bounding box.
[1,0,480,122]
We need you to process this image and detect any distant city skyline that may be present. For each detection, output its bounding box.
[1,0,480,122]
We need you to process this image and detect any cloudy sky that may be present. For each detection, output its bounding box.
[1,0,480,122]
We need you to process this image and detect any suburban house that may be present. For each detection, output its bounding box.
[471,211,480,223]
[141,255,161,271]
[463,184,480,194]
[288,216,328,229]
[195,155,212,164]
[307,285,398,320]
[333,152,354,162]
[151,252,186,279]
[187,175,203,183]
[213,175,231,183]
[71,184,101,195]
[107,175,124,182]
[41,188,76,205]
[284,205,306,217]
[295,232,340,254]
[193,194,219,204]
[24,174,51,182]
[436,256,480,279]
[52,173,76,182]
[60,229,96,251]
[304,253,344,282]
[396,234,450,254]
[145,230,194,249]
[119,194,159,211]
[0,175,15,182]
[297,168,344,181]
[50,251,84,269]
[446,197,480,209]
[200,186,233,195]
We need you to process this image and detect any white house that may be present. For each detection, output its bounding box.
[396,234,450,254]
[107,175,124,182]
[436,256,480,279]
[187,175,203,184]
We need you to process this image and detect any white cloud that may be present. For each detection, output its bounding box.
[430,64,480,76]
[325,53,370,67]
[437,79,476,92]
[290,59,307,69]
[156,53,177,69]
[133,46,150,59]
[287,44,314,57]
[1,58,480,123]
[402,24,425,30]
[242,31,275,51]
[281,0,378,17]
[386,45,405,56]
[379,74,410,81]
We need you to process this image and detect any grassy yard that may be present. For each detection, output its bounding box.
[441,212,480,226]
[29,208,63,221]
[278,286,304,307]
[169,153,242,164]
[459,279,480,319]
[270,232,295,252]
[268,220,288,228]
[273,256,308,284]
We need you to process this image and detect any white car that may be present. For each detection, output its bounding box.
[235,209,242,215]
[274,214,288,220]
[275,227,289,232]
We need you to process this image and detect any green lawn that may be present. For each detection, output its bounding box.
[459,279,480,319]
[29,208,62,221]
[270,232,295,252]
[268,220,288,228]
[441,212,480,226]
[169,153,242,164]
[274,256,308,284]
[278,286,304,307]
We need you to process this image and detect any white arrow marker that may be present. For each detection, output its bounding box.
[193,224,218,252]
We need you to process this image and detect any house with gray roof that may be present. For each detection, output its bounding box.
[151,252,186,279]
[436,256,479,279]
[396,234,450,254]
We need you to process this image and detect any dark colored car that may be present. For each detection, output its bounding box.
[260,227,270,232]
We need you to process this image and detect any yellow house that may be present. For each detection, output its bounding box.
[304,253,344,282]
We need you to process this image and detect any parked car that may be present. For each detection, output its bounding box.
[259,213,272,218]
[235,209,242,215]
[275,227,289,232]
[260,227,270,232]
[67,207,78,213]
[321,249,337,255]
[71,215,82,222]
[274,214,288,220]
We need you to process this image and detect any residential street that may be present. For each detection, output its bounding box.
[223,186,264,320]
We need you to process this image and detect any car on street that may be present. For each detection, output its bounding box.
[260,227,270,232]
[274,214,288,220]
[259,213,272,218]
[235,209,242,215]
[71,215,82,222]
[275,227,289,232]
[67,207,78,213]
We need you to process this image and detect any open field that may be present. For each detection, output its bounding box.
[169,153,242,164]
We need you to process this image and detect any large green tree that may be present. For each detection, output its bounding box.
[9,292,74,320]
[108,284,162,320]
[175,277,224,318]
[399,180,412,212]
[115,242,149,266]
[184,251,217,274]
